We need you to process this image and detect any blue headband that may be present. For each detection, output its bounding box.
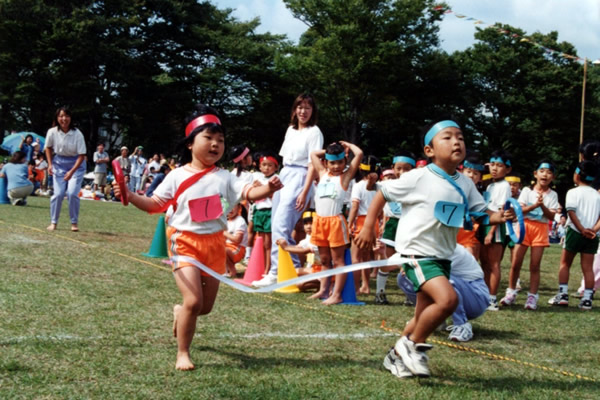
[424,120,460,146]
[576,167,595,182]
[537,162,554,172]
[393,156,416,167]
[463,160,484,171]
[490,156,511,167]
[325,151,345,161]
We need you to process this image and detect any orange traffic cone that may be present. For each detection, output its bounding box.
[235,236,265,286]
[275,246,300,293]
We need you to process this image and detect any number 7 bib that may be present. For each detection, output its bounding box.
[189,194,223,223]
[434,201,466,228]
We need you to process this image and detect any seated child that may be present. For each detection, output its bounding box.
[224,203,248,278]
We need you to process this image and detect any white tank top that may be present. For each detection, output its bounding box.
[315,173,347,217]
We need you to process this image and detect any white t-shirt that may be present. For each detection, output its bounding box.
[449,244,484,281]
[227,215,248,247]
[380,167,487,259]
[148,160,161,176]
[45,127,86,157]
[299,235,321,265]
[518,186,559,224]
[152,165,250,234]
[565,185,600,234]
[351,180,378,216]
[486,180,511,212]
[314,173,347,217]
[252,171,278,209]
[129,155,147,177]
[278,125,324,167]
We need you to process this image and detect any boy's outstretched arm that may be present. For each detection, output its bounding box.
[247,176,283,202]
[354,190,386,250]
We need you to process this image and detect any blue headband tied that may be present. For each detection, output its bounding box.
[537,162,554,172]
[576,167,595,182]
[424,120,460,146]
[325,151,345,161]
[393,156,416,167]
[463,160,484,171]
[490,156,511,167]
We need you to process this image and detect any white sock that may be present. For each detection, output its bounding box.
[559,284,568,294]
[376,271,389,294]
[527,292,538,300]
[583,289,594,301]
[245,247,252,259]
[490,295,497,302]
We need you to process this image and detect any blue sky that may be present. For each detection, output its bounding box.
[212,0,599,62]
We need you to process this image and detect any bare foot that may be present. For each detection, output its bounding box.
[322,295,343,305]
[47,224,57,231]
[308,291,327,300]
[172,304,181,338]
[71,224,79,232]
[359,285,370,295]
[175,351,195,371]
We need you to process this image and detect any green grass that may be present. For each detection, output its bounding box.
[1,196,599,399]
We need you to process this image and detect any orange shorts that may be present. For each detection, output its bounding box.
[353,215,380,237]
[166,226,226,275]
[226,242,246,263]
[311,214,350,248]
[522,219,550,247]
[457,222,480,248]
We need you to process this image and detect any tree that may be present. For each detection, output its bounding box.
[279,0,446,159]
[450,24,585,194]
[0,0,286,162]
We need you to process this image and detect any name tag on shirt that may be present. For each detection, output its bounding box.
[434,201,466,228]
[189,194,223,223]
[527,205,543,221]
[389,202,402,216]
[317,181,337,198]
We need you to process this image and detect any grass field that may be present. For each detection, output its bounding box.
[1,196,599,399]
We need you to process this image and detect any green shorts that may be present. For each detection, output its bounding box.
[252,208,272,233]
[564,227,599,254]
[402,258,451,292]
[383,217,399,241]
[477,224,509,246]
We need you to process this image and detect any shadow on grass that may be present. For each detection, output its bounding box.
[197,345,378,370]
[422,374,600,394]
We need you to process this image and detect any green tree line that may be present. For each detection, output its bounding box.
[1,0,598,196]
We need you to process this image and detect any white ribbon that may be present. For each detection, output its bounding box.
[172,253,435,293]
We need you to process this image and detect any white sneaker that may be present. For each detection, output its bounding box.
[251,274,277,287]
[524,294,538,310]
[447,322,473,342]
[383,348,413,378]
[500,291,517,306]
[487,299,499,311]
[394,336,432,377]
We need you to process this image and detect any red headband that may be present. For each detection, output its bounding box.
[185,115,221,137]
[260,156,279,166]
[233,147,250,164]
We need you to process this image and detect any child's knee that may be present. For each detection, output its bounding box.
[440,291,459,314]
[183,298,203,315]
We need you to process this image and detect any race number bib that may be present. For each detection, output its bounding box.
[189,194,223,223]
[389,202,402,216]
[317,181,337,198]
[434,201,465,228]
[527,204,543,221]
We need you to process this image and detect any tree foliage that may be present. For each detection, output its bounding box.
[450,25,588,194]
[0,0,285,159]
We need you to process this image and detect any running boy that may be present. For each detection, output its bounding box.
[548,161,600,310]
[355,119,512,378]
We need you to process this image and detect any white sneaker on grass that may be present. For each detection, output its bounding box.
[251,274,277,287]
[447,322,473,342]
[524,294,538,310]
[383,348,413,378]
[394,336,432,377]
[500,291,517,306]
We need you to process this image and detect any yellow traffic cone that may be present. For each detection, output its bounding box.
[275,246,300,293]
